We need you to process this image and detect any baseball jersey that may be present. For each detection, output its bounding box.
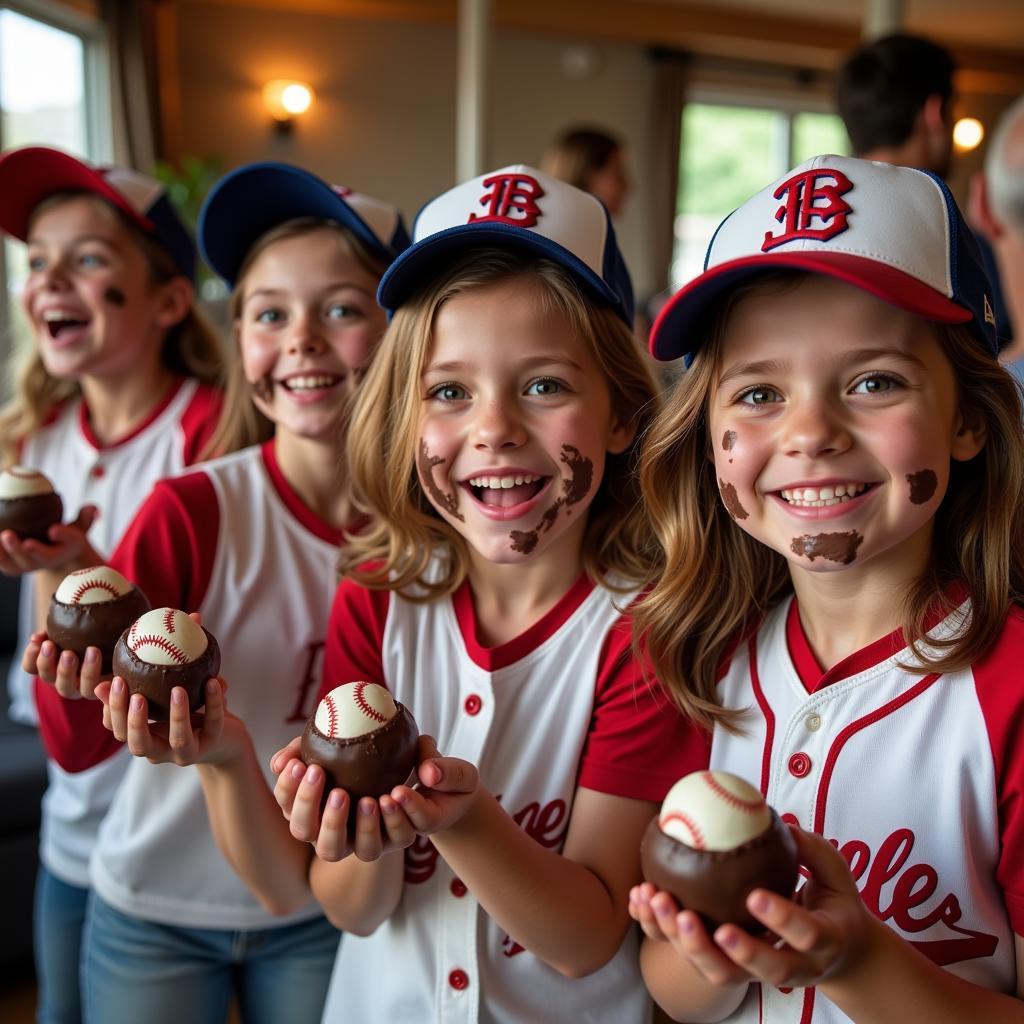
[318,567,707,1024]
[16,378,221,888]
[708,595,1024,1023]
[35,440,342,929]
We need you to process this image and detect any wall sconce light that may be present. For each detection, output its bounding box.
[953,117,984,152]
[263,80,314,133]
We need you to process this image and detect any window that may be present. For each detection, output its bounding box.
[672,100,850,290]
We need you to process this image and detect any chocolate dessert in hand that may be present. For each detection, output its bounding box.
[46,566,150,674]
[301,681,419,825]
[640,770,798,932]
[0,466,63,542]
[112,608,220,721]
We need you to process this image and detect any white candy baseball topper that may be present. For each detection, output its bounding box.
[0,465,56,498]
[658,770,770,851]
[314,681,398,739]
[126,608,208,665]
[55,566,133,605]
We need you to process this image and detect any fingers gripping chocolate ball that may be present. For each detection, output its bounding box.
[300,681,419,823]
[0,466,63,542]
[640,770,798,932]
[112,608,220,721]
[46,566,150,673]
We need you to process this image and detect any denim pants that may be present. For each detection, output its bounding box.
[82,893,340,1024]
[34,865,89,1024]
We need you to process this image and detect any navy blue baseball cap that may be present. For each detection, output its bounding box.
[650,155,997,365]
[377,164,634,325]
[198,162,411,287]
[0,146,196,281]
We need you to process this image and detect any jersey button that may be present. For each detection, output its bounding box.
[464,694,482,716]
[788,752,812,778]
[448,968,469,991]
[90,465,105,479]
[450,878,467,898]
[805,713,822,732]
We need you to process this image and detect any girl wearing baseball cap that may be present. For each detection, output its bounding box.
[0,144,231,1024]
[631,156,1024,1022]
[27,161,409,1024]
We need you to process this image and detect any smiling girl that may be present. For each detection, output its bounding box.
[27,162,409,1024]
[630,156,1024,1023]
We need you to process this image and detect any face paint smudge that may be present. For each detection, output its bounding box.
[906,469,938,505]
[790,531,864,565]
[719,479,748,520]
[508,444,593,553]
[103,286,127,306]
[251,376,274,403]
[722,430,737,452]
[418,439,465,521]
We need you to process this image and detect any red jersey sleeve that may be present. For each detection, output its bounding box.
[179,381,224,466]
[577,611,710,803]
[34,471,220,772]
[322,577,390,700]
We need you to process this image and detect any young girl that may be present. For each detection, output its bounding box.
[109,165,704,1023]
[27,161,410,1024]
[630,155,1024,1022]
[0,145,227,1024]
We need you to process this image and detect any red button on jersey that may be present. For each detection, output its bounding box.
[450,878,467,898]
[448,968,469,991]
[464,694,482,716]
[788,752,812,778]
[90,465,105,479]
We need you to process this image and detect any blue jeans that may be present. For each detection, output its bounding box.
[82,894,340,1024]
[34,866,89,1024]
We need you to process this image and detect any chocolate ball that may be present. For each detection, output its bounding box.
[46,566,151,674]
[112,607,220,721]
[640,771,799,933]
[300,681,419,825]
[0,466,63,542]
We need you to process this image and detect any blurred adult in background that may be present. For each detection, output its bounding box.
[541,126,632,217]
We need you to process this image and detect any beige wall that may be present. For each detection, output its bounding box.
[174,4,658,299]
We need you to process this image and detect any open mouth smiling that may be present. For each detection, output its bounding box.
[462,473,551,509]
[42,309,90,339]
[777,481,874,508]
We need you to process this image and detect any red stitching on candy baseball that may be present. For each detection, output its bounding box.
[660,811,705,850]
[325,694,338,737]
[354,682,387,724]
[702,772,764,814]
[129,633,189,664]
[163,609,177,634]
[70,579,119,603]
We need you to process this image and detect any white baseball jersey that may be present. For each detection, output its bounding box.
[318,567,706,1024]
[17,378,220,888]
[708,595,1024,1022]
[36,441,341,929]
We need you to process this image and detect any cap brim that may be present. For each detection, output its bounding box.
[649,252,974,363]
[0,147,153,241]
[377,223,626,321]
[198,163,389,286]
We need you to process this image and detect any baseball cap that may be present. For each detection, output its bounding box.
[377,164,634,325]
[0,146,196,281]
[198,162,411,287]
[650,154,997,364]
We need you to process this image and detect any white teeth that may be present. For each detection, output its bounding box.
[284,375,338,391]
[468,473,539,488]
[780,482,867,506]
[42,310,85,322]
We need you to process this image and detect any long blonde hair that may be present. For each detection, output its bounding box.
[635,275,1024,732]
[339,248,661,600]
[0,192,226,465]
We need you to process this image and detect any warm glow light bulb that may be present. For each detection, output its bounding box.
[953,117,984,152]
[263,80,315,122]
[281,83,312,116]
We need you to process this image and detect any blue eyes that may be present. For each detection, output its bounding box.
[428,378,565,402]
[433,384,468,401]
[27,252,106,272]
[253,304,361,325]
[736,375,900,405]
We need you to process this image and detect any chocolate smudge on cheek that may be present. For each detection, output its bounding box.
[250,376,274,403]
[103,286,126,307]
[508,444,593,553]
[718,479,748,520]
[722,430,737,451]
[417,439,465,522]
[790,531,864,565]
[906,469,937,505]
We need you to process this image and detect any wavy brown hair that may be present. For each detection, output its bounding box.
[635,274,1024,732]
[338,248,662,600]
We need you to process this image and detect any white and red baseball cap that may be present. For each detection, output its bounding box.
[0,146,196,281]
[377,164,634,325]
[650,154,997,364]
[197,162,411,287]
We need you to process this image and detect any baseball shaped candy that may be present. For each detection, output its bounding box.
[111,607,221,720]
[46,566,151,673]
[300,681,419,824]
[640,770,798,932]
[0,466,63,541]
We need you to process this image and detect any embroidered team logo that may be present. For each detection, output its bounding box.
[468,173,545,227]
[762,168,853,252]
